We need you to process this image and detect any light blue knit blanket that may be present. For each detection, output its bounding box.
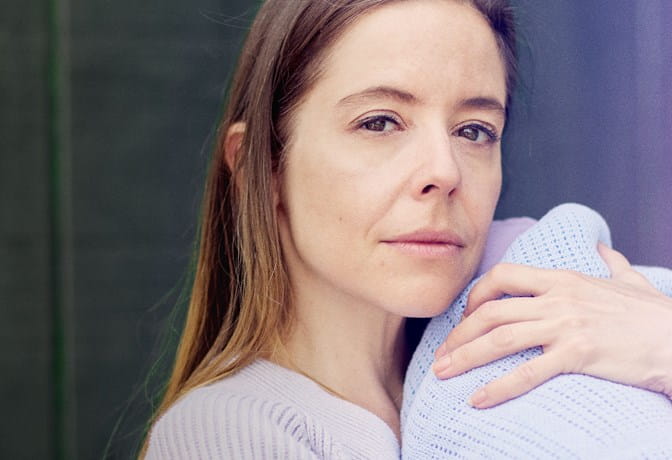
[402,203,672,458]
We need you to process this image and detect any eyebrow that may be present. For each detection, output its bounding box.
[458,97,506,116]
[336,86,506,116]
[336,86,421,107]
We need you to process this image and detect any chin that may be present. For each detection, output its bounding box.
[388,286,466,319]
[387,268,475,318]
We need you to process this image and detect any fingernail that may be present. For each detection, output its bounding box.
[468,388,487,408]
[432,355,451,375]
[435,343,447,359]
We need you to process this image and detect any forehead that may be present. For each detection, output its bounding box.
[314,0,507,107]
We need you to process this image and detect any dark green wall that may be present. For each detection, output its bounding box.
[1,2,52,459]
[1,0,256,458]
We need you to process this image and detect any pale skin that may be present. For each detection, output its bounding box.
[225,0,672,441]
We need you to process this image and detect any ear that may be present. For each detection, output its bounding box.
[272,168,282,211]
[224,121,246,172]
[224,121,283,210]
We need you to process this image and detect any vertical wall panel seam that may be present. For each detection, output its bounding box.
[46,0,75,458]
[635,0,668,262]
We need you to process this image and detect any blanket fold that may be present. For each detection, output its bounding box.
[402,203,672,459]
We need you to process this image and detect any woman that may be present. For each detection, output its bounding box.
[144,0,672,457]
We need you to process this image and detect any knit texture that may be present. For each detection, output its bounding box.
[402,203,672,459]
[146,359,400,459]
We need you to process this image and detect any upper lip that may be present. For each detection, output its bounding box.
[382,229,465,247]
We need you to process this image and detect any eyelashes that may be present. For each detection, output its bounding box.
[354,113,501,145]
[455,123,500,144]
[356,114,403,134]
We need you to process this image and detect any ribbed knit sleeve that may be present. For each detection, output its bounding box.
[145,390,325,459]
[145,358,400,459]
[402,203,672,458]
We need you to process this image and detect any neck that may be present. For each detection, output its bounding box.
[276,288,409,438]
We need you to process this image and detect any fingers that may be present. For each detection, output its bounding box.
[467,352,561,409]
[433,318,556,380]
[465,264,569,316]
[435,297,543,359]
[470,245,650,318]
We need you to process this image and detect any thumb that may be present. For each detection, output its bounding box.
[598,242,631,277]
[598,243,652,289]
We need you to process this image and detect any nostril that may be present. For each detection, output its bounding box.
[422,184,437,194]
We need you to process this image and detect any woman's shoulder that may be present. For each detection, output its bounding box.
[145,361,324,459]
[146,359,401,459]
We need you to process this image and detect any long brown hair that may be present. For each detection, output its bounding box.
[144,0,517,452]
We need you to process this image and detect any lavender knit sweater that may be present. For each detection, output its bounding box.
[146,204,672,459]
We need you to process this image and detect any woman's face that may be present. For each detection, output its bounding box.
[276,0,507,318]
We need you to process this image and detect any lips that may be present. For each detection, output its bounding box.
[381,230,465,257]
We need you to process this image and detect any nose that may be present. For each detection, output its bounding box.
[411,130,462,199]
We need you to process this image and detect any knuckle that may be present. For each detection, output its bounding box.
[548,295,584,314]
[452,346,472,365]
[565,333,596,361]
[564,315,587,330]
[490,325,514,347]
[473,301,498,323]
[547,295,569,309]
[514,362,537,386]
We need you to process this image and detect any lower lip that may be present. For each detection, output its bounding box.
[383,241,462,258]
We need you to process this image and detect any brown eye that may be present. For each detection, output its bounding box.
[364,118,388,131]
[456,124,498,144]
[460,126,480,141]
[359,115,400,133]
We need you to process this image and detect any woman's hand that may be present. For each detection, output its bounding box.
[432,244,672,408]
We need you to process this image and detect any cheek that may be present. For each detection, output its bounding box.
[282,143,402,232]
[279,153,367,258]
